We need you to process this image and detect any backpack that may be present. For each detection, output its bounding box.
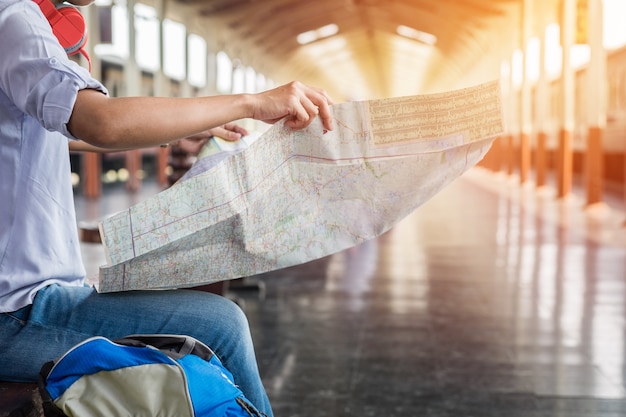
[38,334,265,417]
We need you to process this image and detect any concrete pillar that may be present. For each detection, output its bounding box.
[519,0,533,184]
[557,0,576,198]
[125,0,142,192]
[180,24,192,99]
[82,5,103,199]
[535,5,550,188]
[152,0,170,187]
[83,5,101,80]
[585,0,606,206]
[206,51,217,95]
[154,0,169,98]
[507,52,519,177]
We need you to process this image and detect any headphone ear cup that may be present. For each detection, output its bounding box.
[52,4,87,56]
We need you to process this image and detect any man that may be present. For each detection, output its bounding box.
[0,0,334,414]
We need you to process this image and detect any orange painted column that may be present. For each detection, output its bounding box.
[585,0,606,207]
[83,152,101,199]
[519,133,531,183]
[535,132,548,187]
[157,146,169,187]
[557,129,573,198]
[125,150,142,192]
[507,134,515,176]
[585,127,604,205]
[492,136,503,172]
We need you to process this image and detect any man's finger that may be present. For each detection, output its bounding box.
[316,100,333,131]
[213,127,242,141]
[306,90,333,131]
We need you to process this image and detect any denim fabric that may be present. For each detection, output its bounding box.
[0,284,272,417]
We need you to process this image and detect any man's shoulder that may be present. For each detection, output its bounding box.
[0,0,29,13]
[0,0,42,26]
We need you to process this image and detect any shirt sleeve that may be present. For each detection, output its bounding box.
[0,0,108,140]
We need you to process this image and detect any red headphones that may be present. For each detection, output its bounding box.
[33,0,91,70]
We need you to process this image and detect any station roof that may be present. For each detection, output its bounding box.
[162,0,558,100]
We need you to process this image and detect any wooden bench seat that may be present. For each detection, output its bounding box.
[0,382,42,417]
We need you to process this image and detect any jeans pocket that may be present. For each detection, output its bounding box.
[2,305,32,326]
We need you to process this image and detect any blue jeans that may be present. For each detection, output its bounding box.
[0,284,273,417]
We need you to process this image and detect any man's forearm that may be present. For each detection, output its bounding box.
[68,90,252,150]
[68,140,134,153]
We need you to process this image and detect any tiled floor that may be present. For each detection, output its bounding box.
[76,168,626,417]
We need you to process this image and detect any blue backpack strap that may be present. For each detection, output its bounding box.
[38,360,66,417]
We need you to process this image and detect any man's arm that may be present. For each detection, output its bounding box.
[68,123,250,153]
[68,81,333,150]
[68,140,130,153]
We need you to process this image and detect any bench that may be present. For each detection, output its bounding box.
[0,382,42,417]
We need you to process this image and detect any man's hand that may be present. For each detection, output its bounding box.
[209,123,249,142]
[249,81,334,132]
[172,123,249,155]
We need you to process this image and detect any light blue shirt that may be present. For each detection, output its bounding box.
[0,0,108,312]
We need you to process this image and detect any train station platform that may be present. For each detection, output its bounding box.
[69,166,626,416]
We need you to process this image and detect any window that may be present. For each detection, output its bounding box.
[163,19,186,80]
[135,3,159,71]
[216,51,233,93]
[188,34,207,87]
